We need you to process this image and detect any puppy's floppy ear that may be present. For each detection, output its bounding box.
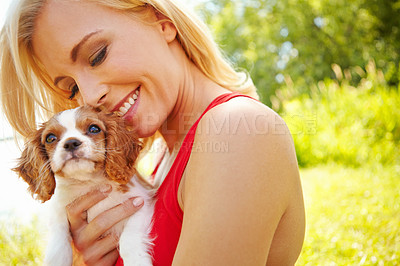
[100,112,142,184]
[13,127,55,203]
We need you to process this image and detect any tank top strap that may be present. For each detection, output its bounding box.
[168,92,256,182]
[186,92,255,145]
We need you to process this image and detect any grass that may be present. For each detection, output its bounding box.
[0,164,398,265]
[280,61,400,168]
[297,164,400,265]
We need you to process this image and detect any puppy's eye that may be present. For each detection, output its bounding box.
[45,134,57,144]
[88,125,101,134]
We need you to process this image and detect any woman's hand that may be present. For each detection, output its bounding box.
[66,185,144,266]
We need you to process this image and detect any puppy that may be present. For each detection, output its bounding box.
[13,106,154,266]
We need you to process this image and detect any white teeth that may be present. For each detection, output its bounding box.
[116,88,140,117]
[119,107,128,114]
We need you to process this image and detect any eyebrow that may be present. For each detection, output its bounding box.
[53,30,102,87]
[71,30,102,62]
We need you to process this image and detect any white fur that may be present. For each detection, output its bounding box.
[43,108,154,266]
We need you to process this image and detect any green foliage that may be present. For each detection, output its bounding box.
[196,0,400,103]
[281,61,400,167]
[298,165,400,265]
[1,166,398,265]
[0,216,45,265]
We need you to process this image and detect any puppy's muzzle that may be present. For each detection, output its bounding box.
[64,138,82,152]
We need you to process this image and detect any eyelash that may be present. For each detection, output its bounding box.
[66,45,108,100]
[90,46,108,67]
[68,84,79,100]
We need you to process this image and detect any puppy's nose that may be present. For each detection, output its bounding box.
[64,139,82,152]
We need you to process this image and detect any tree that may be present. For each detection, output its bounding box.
[196,0,400,105]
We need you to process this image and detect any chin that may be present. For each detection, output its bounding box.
[13,106,155,266]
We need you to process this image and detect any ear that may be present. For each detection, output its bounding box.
[101,113,142,184]
[13,127,56,203]
[154,10,177,43]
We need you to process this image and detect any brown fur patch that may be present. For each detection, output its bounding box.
[13,124,56,202]
[117,184,130,193]
[41,116,67,162]
[97,110,142,184]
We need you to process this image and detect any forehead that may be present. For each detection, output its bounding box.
[32,1,130,75]
[42,108,79,139]
[42,107,104,137]
[57,107,104,128]
[32,1,99,59]
[56,108,81,129]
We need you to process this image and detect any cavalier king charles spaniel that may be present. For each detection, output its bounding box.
[13,106,154,266]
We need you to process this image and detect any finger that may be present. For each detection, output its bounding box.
[83,235,120,266]
[66,185,112,229]
[98,249,120,266]
[84,197,144,244]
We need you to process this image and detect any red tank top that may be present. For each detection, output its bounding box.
[116,93,254,266]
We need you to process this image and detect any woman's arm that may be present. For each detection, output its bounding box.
[173,98,302,265]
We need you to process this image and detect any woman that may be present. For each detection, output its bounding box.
[1,0,305,265]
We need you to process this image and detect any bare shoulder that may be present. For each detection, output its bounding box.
[193,96,298,170]
[173,97,304,265]
[186,96,300,201]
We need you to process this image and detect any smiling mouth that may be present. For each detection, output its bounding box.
[114,86,140,117]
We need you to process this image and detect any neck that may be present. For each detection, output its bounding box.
[159,55,229,152]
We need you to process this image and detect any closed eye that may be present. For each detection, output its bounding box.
[89,46,107,67]
[68,84,79,100]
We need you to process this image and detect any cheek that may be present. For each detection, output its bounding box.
[130,105,166,138]
[77,96,84,106]
[136,116,165,138]
[47,145,62,171]
[89,135,106,159]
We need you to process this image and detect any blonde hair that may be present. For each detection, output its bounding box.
[1,0,258,139]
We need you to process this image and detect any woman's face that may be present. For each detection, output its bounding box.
[32,0,181,137]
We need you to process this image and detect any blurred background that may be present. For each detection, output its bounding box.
[1,0,399,265]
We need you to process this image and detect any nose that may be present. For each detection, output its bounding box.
[75,75,109,107]
[64,139,82,152]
